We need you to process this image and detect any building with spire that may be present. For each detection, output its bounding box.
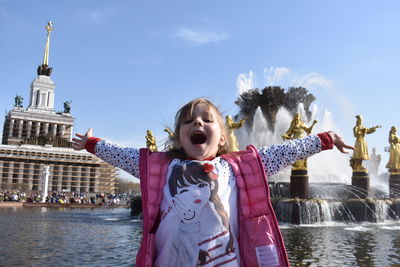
[0,22,118,193]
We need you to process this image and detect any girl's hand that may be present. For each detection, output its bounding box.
[172,194,201,224]
[72,128,93,151]
[328,131,355,153]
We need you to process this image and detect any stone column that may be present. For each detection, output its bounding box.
[9,119,14,137]
[86,168,91,192]
[44,123,49,136]
[28,163,34,191]
[84,167,90,192]
[18,120,23,138]
[52,124,57,137]
[27,121,32,138]
[0,161,3,188]
[37,164,43,191]
[93,167,100,193]
[76,166,82,192]
[18,162,24,185]
[89,167,95,192]
[80,167,86,193]
[60,125,66,138]
[36,122,41,137]
[56,165,63,192]
[7,162,14,189]
[67,166,73,192]
[68,126,73,141]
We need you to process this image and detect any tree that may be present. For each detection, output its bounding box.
[283,87,315,119]
[116,178,140,194]
[235,86,315,130]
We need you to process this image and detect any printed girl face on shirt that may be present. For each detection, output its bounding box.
[169,162,219,221]
[177,176,212,209]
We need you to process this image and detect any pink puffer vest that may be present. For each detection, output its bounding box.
[135,146,289,267]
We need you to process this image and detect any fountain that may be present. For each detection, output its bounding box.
[129,86,400,225]
[234,88,400,224]
[386,126,400,198]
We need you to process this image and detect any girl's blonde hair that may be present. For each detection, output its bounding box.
[166,98,231,159]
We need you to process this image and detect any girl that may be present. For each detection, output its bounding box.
[72,98,353,267]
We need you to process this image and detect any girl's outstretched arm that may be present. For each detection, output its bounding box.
[72,128,93,151]
[258,131,354,176]
[327,131,355,153]
[72,128,141,178]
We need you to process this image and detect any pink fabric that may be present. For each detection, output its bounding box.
[136,149,171,267]
[222,146,290,267]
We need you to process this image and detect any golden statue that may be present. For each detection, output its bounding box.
[146,130,158,152]
[164,127,174,138]
[386,126,400,172]
[225,115,245,152]
[43,21,54,66]
[351,115,381,171]
[282,113,318,168]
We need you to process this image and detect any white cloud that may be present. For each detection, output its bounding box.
[236,70,257,95]
[175,27,229,45]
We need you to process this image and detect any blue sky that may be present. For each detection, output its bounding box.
[1,1,400,180]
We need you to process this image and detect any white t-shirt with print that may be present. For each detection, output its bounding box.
[155,157,239,266]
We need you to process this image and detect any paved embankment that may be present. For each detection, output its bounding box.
[0,202,129,208]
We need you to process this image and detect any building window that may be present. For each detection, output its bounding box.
[22,121,28,138]
[36,90,40,106]
[23,163,30,185]
[40,93,46,106]
[12,162,19,189]
[1,162,10,189]
[12,120,19,137]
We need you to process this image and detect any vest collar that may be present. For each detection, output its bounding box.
[187,156,215,161]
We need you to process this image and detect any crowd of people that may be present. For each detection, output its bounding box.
[0,190,132,205]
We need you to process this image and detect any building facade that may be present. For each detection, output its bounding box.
[0,22,118,193]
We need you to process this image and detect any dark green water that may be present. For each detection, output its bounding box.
[0,208,399,266]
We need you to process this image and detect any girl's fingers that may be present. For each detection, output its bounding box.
[344,144,355,150]
[335,143,355,154]
[86,128,93,137]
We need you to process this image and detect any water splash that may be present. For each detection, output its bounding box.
[236,103,352,183]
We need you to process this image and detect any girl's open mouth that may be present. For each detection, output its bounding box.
[190,131,207,145]
[194,199,202,204]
